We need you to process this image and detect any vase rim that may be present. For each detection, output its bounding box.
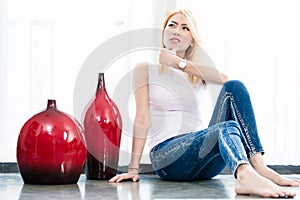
[47,99,57,109]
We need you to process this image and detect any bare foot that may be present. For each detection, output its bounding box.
[249,153,300,187]
[235,164,296,198]
[255,166,300,187]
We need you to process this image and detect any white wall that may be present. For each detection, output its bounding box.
[0,0,299,166]
[177,0,300,164]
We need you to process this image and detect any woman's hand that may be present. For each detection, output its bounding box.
[159,48,180,67]
[109,172,140,183]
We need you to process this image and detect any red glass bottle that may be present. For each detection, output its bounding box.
[17,99,87,184]
[84,73,122,180]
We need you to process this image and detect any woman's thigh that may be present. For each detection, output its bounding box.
[150,122,228,181]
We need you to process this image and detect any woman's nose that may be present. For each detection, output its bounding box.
[173,27,180,35]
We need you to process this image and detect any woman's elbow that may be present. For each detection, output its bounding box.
[134,116,151,129]
[220,73,228,84]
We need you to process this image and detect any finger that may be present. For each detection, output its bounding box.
[109,176,118,182]
[170,47,179,54]
[132,175,140,182]
[110,176,122,183]
[115,175,128,182]
[110,173,136,183]
[115,177,123,183]
[109,174,126,182]
[161,48,175,54]
[160,48,169,56]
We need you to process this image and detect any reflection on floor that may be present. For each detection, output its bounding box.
[1,173,299,199]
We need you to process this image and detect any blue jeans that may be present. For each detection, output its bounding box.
[149,80,264,180]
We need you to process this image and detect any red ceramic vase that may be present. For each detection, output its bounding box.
[17,99,87,184]
[84,73,122,180]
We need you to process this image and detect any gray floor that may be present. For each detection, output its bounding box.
[0,173,299,200]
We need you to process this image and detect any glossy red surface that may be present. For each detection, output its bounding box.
[17,100,87,184]
[84,73,122,180]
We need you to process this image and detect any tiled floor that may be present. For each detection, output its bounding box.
[0,173,299,199]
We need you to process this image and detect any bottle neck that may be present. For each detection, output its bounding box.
[96,73,107,95]
[47,99,57,109]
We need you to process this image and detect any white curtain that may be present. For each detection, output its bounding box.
[0,0,176,165]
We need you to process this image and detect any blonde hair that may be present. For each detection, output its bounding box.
[159,9,204,87]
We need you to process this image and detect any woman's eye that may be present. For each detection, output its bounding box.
[168,23,175,27]
[183,27,190,31]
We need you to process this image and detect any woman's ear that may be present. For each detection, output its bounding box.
[191,39,195,47]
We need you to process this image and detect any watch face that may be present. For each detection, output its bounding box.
[179,60,186,69]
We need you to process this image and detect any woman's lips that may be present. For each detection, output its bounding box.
[169,37,180,42]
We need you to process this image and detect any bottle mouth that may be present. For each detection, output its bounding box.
[98,73,104,80]
[47,99,57,109]
[96,73,106,91]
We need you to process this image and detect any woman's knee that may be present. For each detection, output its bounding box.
[224,80,245,90]
[223,80,249,95]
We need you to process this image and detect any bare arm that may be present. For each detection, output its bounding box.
[180,60,228,84]
[159,49,228,84]
[129,62,151,173]
[109,63,150,182]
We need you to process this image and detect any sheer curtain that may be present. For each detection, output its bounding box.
[0,0,176,164]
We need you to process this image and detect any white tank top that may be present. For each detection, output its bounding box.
[147,63,213,150]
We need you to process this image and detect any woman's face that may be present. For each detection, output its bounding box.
[163,13,193,57]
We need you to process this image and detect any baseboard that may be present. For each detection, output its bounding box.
[0,162,19,173]
[1,162,300,174]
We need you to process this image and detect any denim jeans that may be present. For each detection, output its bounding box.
[150,80,264,180]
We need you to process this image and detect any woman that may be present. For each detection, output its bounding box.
[109,9,299,198]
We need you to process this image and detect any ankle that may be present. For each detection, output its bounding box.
[236,164,251,180]
[249,153,267,170]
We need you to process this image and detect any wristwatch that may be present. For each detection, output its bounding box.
[178,59,187,71]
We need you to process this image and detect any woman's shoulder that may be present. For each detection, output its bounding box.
[134,62,160,76]
[133,62,151,81]
[135,62,149,68]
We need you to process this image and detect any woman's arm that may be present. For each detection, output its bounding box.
[159,49,228,84]
[180,59,228,84]
[109,63,150,182]
[128,62,151,174]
